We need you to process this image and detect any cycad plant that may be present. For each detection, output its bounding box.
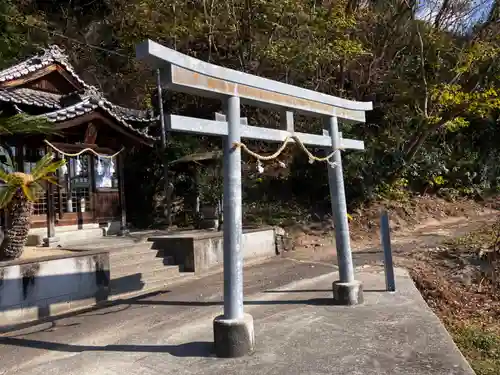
[0,112,56,174]
[0,152,66,260]
[0,112,55,136]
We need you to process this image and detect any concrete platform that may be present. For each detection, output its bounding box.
[148,227,277,272]
[0,260,474,375]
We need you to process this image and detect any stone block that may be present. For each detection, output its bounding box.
[213,313,255,358]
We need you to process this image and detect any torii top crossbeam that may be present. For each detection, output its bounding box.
[136,40,372,123]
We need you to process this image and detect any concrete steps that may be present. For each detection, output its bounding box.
[112,256,176,278]
[108,273,189,301]
[110,265,181,297]
[60,234,192,299]
[107,241,185,298]
[109,248,166,267]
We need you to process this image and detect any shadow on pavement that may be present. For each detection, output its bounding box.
[263,289,387,293]
[105,298,336,307]
[0,337,214,357]
[107,296,383,307]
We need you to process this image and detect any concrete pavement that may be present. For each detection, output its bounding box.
[0,258,474,375]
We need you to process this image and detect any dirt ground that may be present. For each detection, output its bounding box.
[286,196,500,375]
[287,196,497,262]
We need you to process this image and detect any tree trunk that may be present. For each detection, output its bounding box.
[0,192,34,260]
[433,0,451,30]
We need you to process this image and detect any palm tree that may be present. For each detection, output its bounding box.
[0,152,66,259]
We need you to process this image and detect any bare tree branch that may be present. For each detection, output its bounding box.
[416,22,429,118]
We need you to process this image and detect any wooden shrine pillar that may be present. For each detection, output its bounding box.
[117,151,127,235]
[44,147,58,246]
[57,152,64,221]
[15,140,24,173]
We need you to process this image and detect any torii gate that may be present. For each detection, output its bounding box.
[136,40,372,358]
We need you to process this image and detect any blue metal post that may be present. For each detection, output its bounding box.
[380,210,396,292]
[223,95,244,320]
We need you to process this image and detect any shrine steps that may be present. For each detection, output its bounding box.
[65,237,187,300]
[109,248,184,298]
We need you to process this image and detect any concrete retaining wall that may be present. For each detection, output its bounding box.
[0,252,113,329]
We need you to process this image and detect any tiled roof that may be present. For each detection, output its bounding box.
[0,88,61,109]
[0,86,159,123]
[0,46,158,142]
[110,105,158,123]
[0,45,158,122]
[41,97,97,122]
[36,87,157,142]
[0,86,158,142]
[0,45,88,88]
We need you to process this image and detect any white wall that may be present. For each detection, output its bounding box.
[0,253,109,328]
